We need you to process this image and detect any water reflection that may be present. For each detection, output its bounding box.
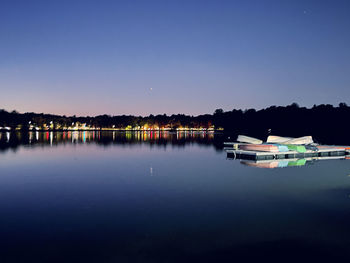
[1,131,350,262]
[0,131,222,152]
[233,156,348,169]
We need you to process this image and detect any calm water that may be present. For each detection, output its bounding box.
[1,131,350,262]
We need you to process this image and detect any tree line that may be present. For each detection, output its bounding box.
[212,102,350,144]
[0,110,213,130]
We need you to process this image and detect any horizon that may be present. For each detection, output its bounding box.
[1,101,348,118]
[1,0,350,116]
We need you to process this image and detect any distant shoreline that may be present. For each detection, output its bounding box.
[1,103,350,145]
[0,128,221,132]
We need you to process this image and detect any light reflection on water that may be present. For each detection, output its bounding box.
[0,131,217,150]
[0,132,350,262]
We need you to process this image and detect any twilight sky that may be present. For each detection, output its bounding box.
[1,0,349,116]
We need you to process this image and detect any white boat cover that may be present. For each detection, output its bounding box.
[237,135,263,144]
[284,136,313,145]
[267,135,293,143]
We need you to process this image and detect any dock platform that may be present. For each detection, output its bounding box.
[226,148,349,161]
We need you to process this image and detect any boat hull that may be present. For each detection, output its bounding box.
[239,144,280,152]
[237,135,263,144]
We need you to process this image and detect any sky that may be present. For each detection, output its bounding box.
[0,0,349,116]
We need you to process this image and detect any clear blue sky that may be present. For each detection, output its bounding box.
[1,0,349,116]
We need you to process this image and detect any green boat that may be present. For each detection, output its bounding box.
[286,144,307,153]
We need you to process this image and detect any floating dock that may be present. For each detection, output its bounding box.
[225,142,350,161]
[226,148,348,160]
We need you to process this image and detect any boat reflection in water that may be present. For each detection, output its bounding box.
[237,156,348,169]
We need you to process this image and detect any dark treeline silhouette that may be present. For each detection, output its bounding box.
[0,110,213,130]
[1,102,350,144]
[213,102,350,144]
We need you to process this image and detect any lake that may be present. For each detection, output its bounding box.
[1,131,350,262]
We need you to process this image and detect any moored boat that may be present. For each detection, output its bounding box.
[267,135,314,145]
[286,144,307,153]
[284,136,313,145]
[239,144,279,152]
[237,135,263,144]
[316,145,350,151]
[266,135,293,143]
